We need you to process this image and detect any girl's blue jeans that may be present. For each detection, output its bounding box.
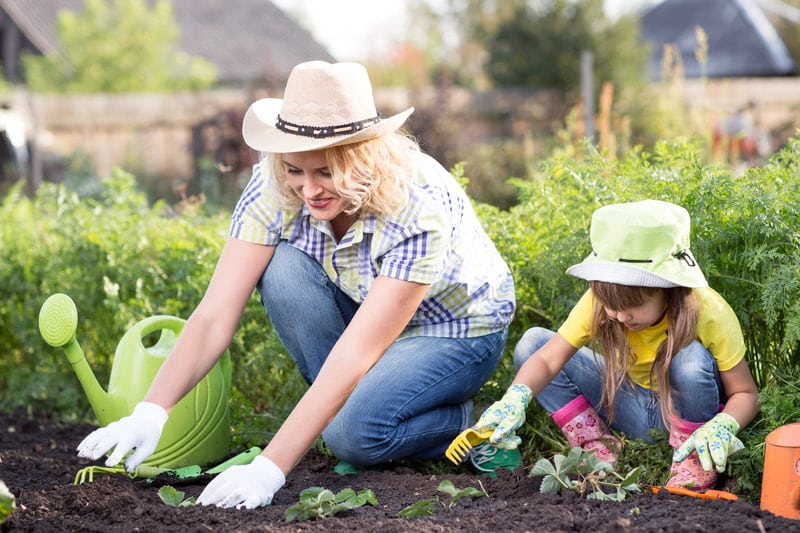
[514,327,725,441]
[257,242,507,465]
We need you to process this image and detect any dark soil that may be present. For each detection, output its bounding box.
[2,410,798,532]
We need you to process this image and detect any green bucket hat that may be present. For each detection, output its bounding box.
[566,200,708,288]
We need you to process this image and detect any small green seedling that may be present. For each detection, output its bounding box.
[398,498,437,518]
[530,446,641,501]
[157,485,197,507]
[0,481,15,524]
[398,480,487,519]
[284,487,377,523]
[437,480,486,508]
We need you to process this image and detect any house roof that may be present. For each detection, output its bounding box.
[0,0,335,84]
[640,0,795,78]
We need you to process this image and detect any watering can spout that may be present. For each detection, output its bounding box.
[38,293,124,426]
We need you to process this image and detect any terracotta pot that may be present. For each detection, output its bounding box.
[761,422,800,519]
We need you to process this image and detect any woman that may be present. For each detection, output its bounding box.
[76,61,516,509]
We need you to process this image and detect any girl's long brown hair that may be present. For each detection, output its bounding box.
[588,281,699,428]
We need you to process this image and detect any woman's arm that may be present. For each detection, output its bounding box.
[718,359,760,428]
[263,275,430,474]
[512,333,578,395]
[145,237,274,410]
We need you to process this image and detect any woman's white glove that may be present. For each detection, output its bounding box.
[76,401,168,472]
[197,455,285,509]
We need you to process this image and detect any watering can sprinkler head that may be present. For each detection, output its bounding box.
[38,293,123,424]
[39,293,78,349]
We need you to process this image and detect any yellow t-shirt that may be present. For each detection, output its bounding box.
[557,287,746,389]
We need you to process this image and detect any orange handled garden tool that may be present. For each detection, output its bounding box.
[445,428,494,465]
[651,486,738,500]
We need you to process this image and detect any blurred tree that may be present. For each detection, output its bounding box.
[22,0,216,93]
[478,0,649,90]
[389,0,649,92]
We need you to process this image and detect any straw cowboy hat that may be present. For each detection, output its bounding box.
[242,61,414,153]
[566,200,708,288]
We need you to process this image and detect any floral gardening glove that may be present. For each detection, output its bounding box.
[473,384,532,450]
[673,412,744,473]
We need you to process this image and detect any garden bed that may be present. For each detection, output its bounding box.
[2,410,798,532]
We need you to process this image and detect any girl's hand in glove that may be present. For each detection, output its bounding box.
[673,412,744,472]
[473,383,532,449]
[76,401,168,472]
[197,455,285,509]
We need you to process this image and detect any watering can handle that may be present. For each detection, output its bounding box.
[128,315,186,339]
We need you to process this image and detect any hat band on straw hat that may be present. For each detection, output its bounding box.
[276,114,381,139]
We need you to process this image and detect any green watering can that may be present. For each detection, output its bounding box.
[38,293,231,470]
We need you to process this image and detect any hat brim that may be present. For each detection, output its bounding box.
[242,98,414,153]
[566,259,708,288]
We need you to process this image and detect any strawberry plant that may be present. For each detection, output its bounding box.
[284,487,377,522]
[157,486,196,507]
[531,447,642,501]
[398,480,486,519]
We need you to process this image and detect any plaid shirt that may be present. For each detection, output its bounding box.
[229,152,515,338]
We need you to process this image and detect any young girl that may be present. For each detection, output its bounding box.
[471,199,759,490]
[76,61,515,508]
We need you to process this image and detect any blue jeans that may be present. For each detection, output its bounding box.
[257,242,507,465]
[514,327,725,441]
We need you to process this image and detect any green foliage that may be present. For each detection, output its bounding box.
[617,429,672,489]
[157,486,196,507]
[284,487,377,523]
[0,481,15,524]
[398,480,486,519]
[22,0,216,93]
[530,447,642,501]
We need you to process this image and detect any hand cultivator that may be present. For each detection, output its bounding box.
[445,428,494,465]
[74,447,263,485]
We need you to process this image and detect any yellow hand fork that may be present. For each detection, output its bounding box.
[445,428,494,465]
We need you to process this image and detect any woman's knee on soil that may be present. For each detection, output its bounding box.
[322,412,391,466]
[513,327,555,369]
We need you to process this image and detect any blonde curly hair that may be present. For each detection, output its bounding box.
[266,130,419,216]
